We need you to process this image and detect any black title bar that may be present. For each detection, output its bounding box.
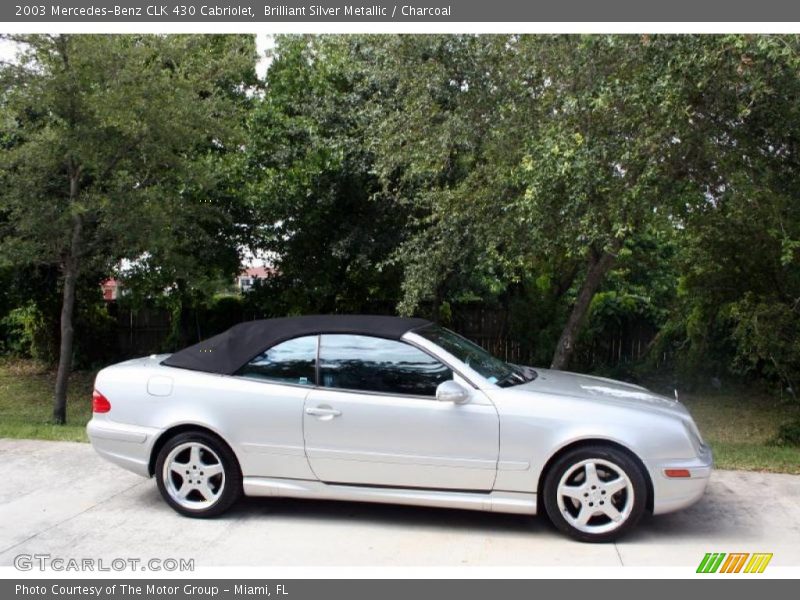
[4,0,800,22]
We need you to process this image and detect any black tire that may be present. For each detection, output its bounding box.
[155,431,242,518]
[542,444,647,543]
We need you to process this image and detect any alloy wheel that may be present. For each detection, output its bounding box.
[555,458,635,535]
[162,441,226,510]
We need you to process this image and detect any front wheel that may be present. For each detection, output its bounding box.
[155,431,242,518]
[542,445,647,542]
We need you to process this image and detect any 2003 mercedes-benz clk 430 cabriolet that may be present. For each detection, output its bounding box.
[88,315,712,542]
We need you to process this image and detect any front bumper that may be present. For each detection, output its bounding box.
[650,443,713,515]
[87,417,160,477]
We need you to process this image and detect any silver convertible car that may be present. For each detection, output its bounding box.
[88,315,712,542]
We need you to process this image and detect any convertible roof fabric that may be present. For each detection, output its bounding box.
[161,314,432,375]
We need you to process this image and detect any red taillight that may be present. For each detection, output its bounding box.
[664,468,691,478]
[92,389,111,413]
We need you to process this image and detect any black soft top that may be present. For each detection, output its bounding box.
[161,314,432,375]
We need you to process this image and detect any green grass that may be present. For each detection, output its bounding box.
[0,359,95,442]
[681,390,800,474]
[0,359,798,473]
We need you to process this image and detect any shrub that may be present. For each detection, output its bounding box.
[773,420,800,447]
[73,301,118,368]
[729,296,800,398]
[0,302,58,362]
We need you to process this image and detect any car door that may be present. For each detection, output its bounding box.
[225,335,318,480]
[303,334,499,491]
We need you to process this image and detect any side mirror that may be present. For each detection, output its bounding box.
[436,380,470,405]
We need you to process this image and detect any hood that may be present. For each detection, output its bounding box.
[515,368,688,418]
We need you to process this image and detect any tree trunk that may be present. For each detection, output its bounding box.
[550,240,622,371]
[52,175,83,424]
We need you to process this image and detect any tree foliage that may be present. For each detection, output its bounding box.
[243,36,409,315]
[307,34,800,378]
[0,34,257,422]
[3,33,800,425]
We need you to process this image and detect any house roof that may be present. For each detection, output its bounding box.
[161,314,432,375]
[239,266,271,278]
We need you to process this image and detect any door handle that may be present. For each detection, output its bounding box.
[305,406,342,418]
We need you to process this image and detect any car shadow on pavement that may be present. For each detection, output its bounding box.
[230,480,750,542]
[135,474,754,542]
[619,491,759,542]
[230,495,556,537]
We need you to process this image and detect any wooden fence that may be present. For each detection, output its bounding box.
[111,303,657,369]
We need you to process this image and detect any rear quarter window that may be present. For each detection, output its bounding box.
[236,336,317,386]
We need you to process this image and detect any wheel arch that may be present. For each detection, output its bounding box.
[536,438,654,513]
[148,423,241,478]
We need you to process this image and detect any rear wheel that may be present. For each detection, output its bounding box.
[155,431,241,518]
[543,445,647,542]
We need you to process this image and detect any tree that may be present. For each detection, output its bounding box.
[349,34,800,371]
[0,34,256,423]
[658,35,800,390]
[245,35,408,315]
[510,36,700,369]
[351,35,693,368]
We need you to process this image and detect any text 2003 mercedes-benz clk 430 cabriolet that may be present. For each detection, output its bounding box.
[88,315,711,542]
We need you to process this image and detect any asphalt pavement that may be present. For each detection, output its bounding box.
[1,438,798,568]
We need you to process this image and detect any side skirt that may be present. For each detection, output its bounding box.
[242,477,537,515]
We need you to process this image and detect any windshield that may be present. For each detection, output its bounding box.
[414,324,536,387]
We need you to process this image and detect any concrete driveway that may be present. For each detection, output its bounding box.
[1,438,798,567]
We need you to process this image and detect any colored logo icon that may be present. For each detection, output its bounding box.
[696,552,773,573]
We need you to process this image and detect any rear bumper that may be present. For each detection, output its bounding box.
[650,444,713,515]
[87,417,160,478]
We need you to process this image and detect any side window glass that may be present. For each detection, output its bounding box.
[319,334,451,396]
[236,336,317,385]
